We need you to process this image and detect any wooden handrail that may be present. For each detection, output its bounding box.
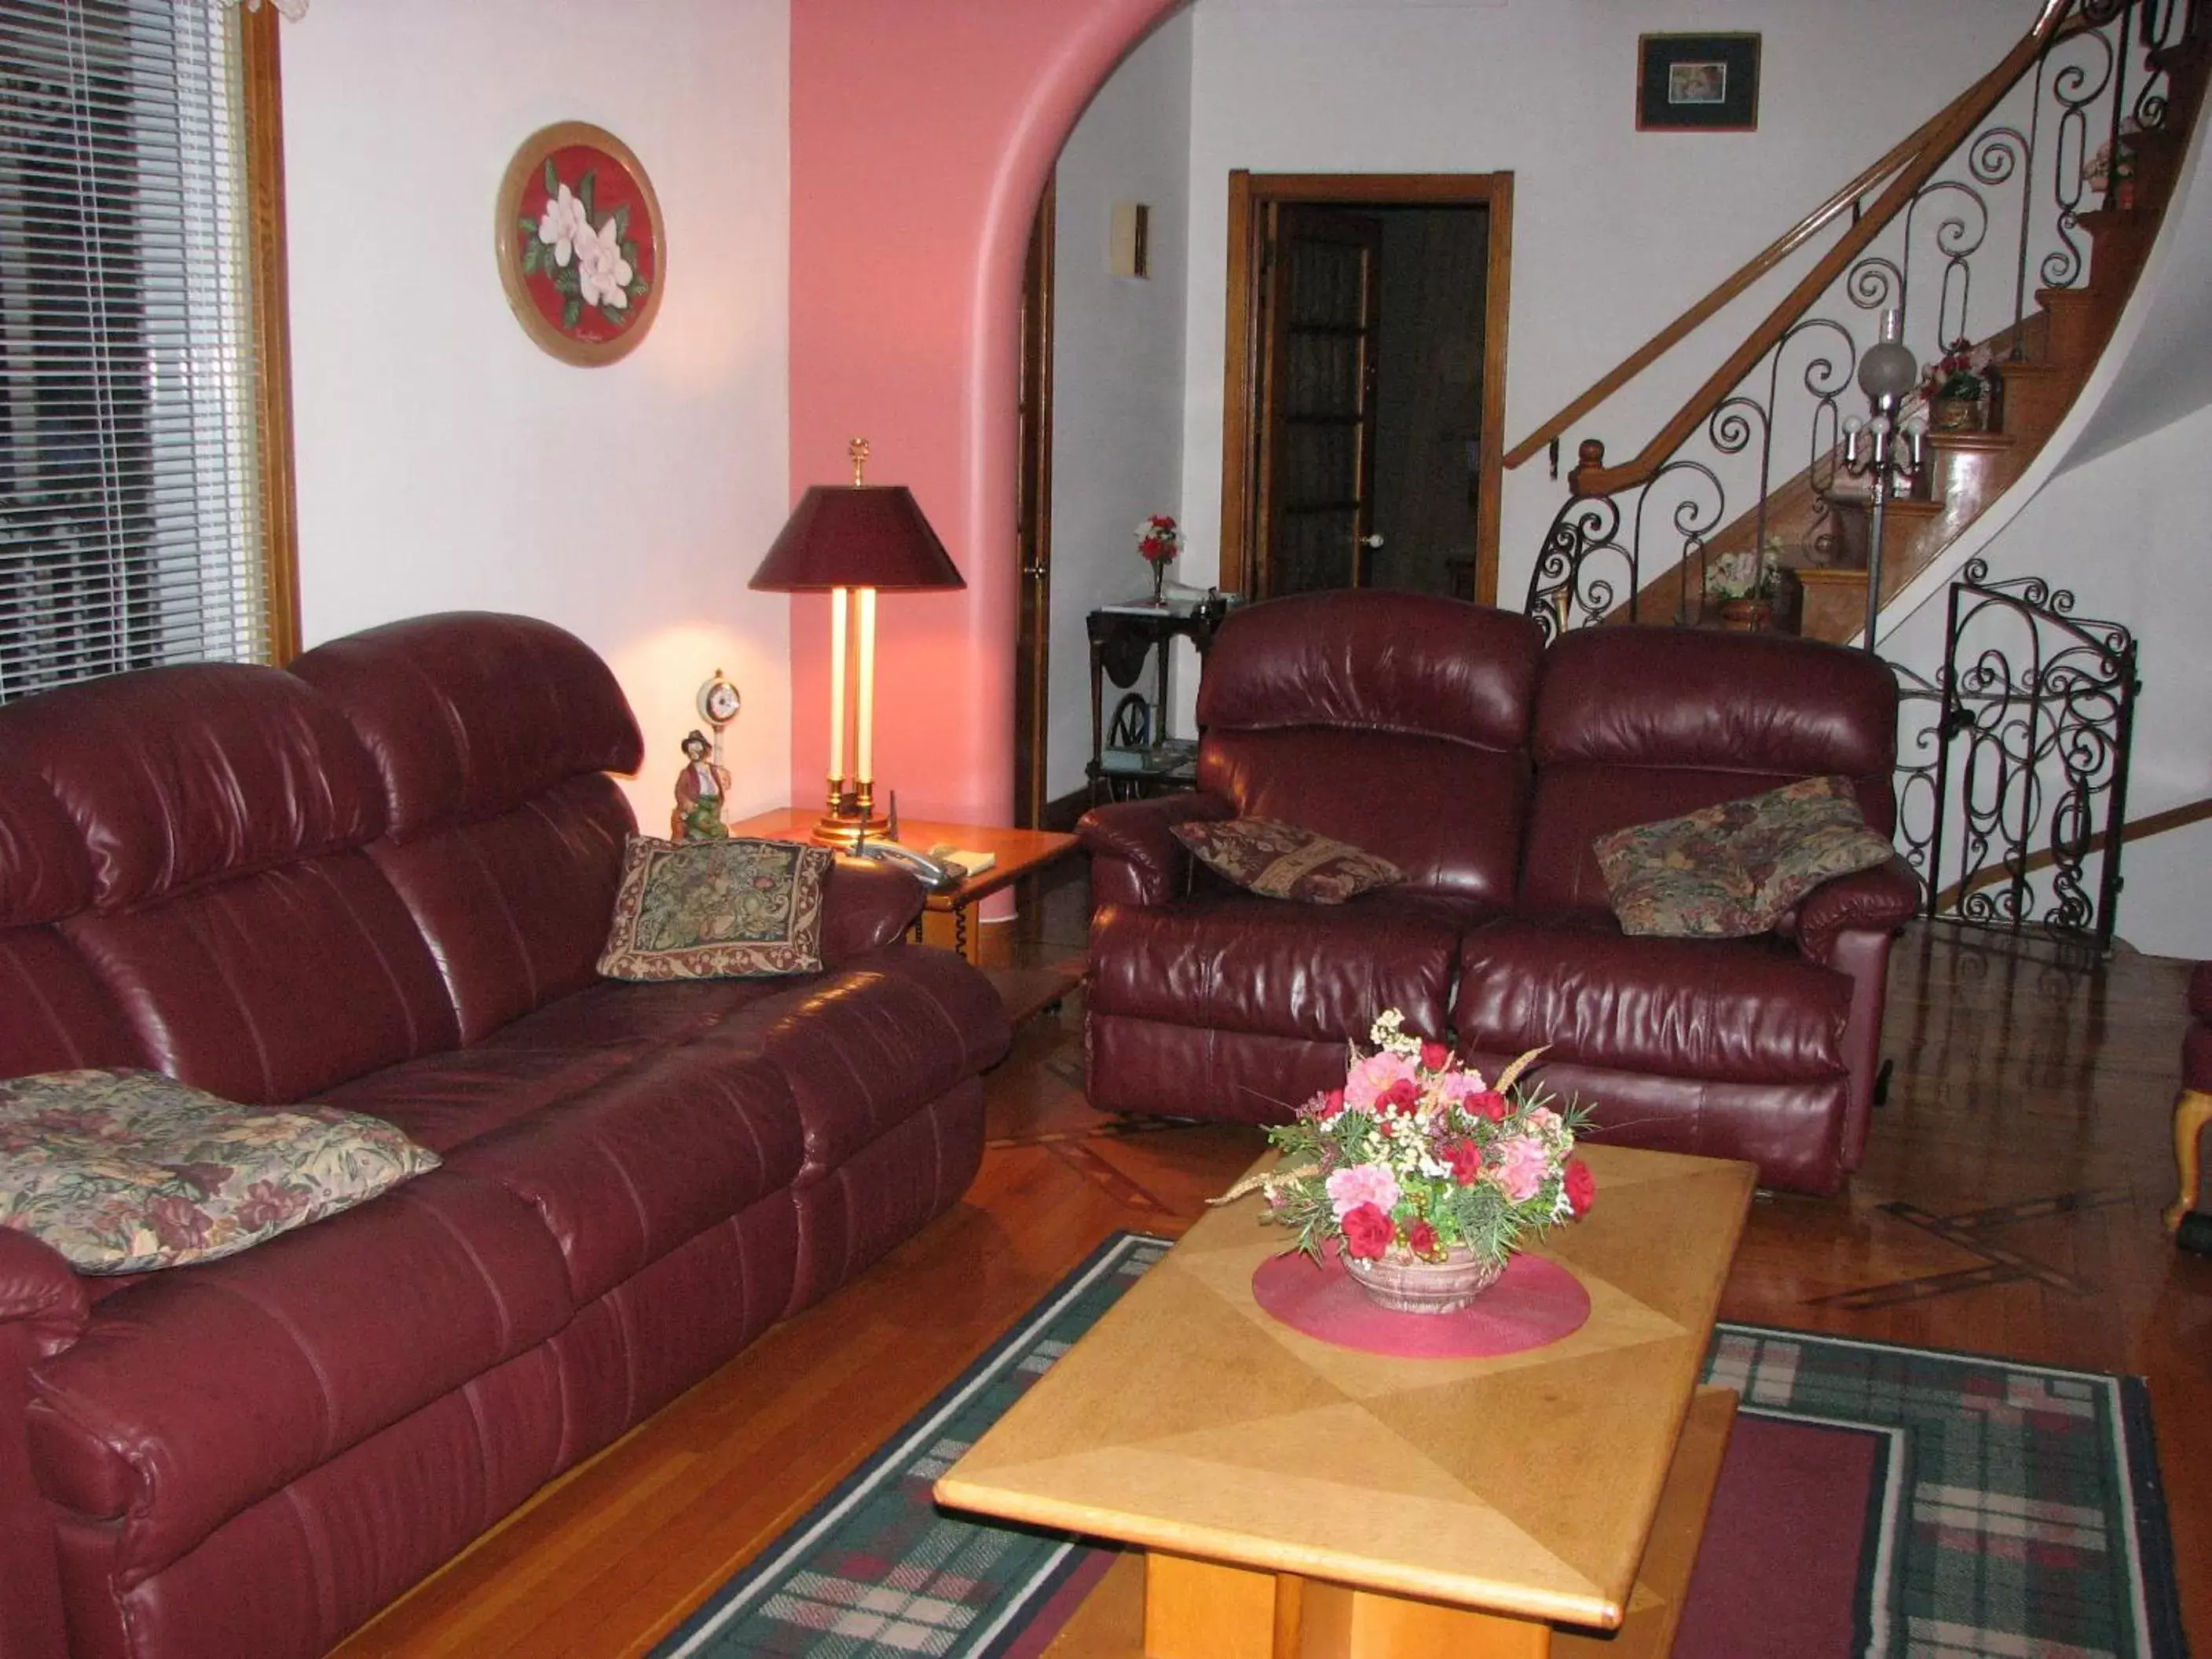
[1565,0,2077,500]
[1503,107,1951,472]
[1932,794,2212,913]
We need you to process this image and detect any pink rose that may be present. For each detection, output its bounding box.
[1343,1049,1418,1116]
[1340,1203,1394,1260]
[1326,1162,1401,1221]
[1490,1135,1551,1203]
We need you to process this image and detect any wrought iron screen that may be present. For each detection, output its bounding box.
[1893,559,2138,954]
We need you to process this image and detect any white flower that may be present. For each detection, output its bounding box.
[537,185,588,269]
[576,215,635,310]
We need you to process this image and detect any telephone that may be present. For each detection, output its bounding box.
[848,838,963,894]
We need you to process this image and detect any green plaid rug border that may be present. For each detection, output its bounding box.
[654,1234,2188,1658]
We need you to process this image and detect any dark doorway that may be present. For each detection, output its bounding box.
[1221,172,1513,604]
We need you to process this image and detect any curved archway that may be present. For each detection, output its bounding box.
[787,0,1185,825]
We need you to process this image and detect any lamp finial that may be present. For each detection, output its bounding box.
[848,438,870,486]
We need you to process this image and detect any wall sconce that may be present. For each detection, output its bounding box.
[750,439,965,848]
[1110,201,1151,279]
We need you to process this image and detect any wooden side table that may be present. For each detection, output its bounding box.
[724,806,1080,969]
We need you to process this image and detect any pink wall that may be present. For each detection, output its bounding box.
[789,0,1180,825]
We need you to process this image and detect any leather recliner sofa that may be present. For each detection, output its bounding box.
[0,613,1012,1659]
[1080,591,1918,1195]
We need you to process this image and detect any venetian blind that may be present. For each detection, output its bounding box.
[0,0,266,705]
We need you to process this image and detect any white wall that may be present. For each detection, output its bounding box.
[1046,11,1196,802]
[1174,0,2043,620]
[280,0,792,830]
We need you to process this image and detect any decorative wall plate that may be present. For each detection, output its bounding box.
[495,121,665,366]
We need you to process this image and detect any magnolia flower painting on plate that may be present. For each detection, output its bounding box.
[496,123,664,367]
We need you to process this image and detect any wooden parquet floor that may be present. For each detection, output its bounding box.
[335,877,2211,1657]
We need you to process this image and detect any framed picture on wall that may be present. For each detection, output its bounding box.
[1637,33,1761,132]
[495,121,665,367]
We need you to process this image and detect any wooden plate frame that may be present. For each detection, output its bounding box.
[495,121,665,367]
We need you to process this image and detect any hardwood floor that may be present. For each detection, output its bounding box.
[335,873,2210,1657]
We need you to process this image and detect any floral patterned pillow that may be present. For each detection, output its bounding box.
[598,835,834,980]
[0,1069,441,1274]
[1171,817,1404,904]
[1593,775,1895,938]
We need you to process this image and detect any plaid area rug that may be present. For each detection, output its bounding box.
[653,1233,2186,1659]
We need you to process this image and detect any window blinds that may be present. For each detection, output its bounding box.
[0,0,267,705]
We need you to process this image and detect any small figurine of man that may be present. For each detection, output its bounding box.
[670,729,731,840]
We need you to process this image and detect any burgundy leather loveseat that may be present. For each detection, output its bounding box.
[0,613,1011,1659]
[1081,591,1917,1195]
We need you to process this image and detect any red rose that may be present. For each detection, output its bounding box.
[1339,1203,1395,1260]
[1420,1041,1452,1074]
[1313,1087,1346,1122]
[1405,1218,1440,1258]
[1444,1139,1485,1185]
[1564,1157,1596,1217]
[1467,1090,1510,1122]
[1379,1077,1421,1115]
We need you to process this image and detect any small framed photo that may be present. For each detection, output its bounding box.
[1638,33,1761,132]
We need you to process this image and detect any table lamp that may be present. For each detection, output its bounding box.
[751,439,965,847]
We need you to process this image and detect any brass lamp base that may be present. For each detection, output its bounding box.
[809,779,890,849]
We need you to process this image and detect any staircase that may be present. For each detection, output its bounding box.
[1515,0,2209,647]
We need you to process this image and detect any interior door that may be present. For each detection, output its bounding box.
[1258,204,1383,597]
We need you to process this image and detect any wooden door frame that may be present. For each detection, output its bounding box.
[1220,171,1514,603]
[1012,178,1056,829]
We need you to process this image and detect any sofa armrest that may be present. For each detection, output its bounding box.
[1786,855,1921,965]
[0,1229,83,1659]
[818,855,928,964]
[1077,793,1236,909]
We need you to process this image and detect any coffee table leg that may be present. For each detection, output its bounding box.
[1144,1553,1551,1657]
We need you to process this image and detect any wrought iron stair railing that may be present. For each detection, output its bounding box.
[1515,0,2205,646]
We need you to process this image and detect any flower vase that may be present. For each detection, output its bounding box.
[1149,560,1167,606]
[1342,1246,1507,1315]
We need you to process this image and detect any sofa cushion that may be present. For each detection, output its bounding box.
[24,1170,571,1578]
[1454,916,1850,1083]
[1170,817,1402,903]
[1088,892,1474,1050]
[1194,592,1541,908]
[597,836,833,980]
[0,1070,439,1273]
[1594,776,1895,938]
[1522,627,1898,915]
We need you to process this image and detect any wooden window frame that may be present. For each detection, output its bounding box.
[242,9,302,664]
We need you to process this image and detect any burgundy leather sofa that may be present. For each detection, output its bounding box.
[0,613,1011,1659]
[1081,591,1917,1196]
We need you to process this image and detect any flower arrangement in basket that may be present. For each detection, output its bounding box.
[1922,338,1994,431]
[1218,1011,1595,1315]
[1136,513,1181,602]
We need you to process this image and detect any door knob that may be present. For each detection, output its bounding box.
[1361,534,1385,548]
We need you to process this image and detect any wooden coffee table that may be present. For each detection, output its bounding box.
[935,1142,1756,1658]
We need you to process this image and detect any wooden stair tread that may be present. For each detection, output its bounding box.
[1828,493,1947,518]
[1928,430,2016,452]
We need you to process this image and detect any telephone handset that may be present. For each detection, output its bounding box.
[849,837,962,894]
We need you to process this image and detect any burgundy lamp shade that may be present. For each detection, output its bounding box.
[749,485,965,592]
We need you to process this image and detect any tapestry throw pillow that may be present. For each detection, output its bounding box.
[0,1069,441,1274]
[1593,775,1895,938]
[598,834,834,980]
[1171,816,1404,904]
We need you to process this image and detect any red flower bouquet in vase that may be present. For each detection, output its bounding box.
[1136,513,1181,605]
[1218,1011,1595,1315]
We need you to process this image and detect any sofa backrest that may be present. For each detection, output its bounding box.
[1195,591,1544,908]
[1520,625,1899,916]
[0,755,144,1079]
[0,664,460,1101]
[288,613,644,1044]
